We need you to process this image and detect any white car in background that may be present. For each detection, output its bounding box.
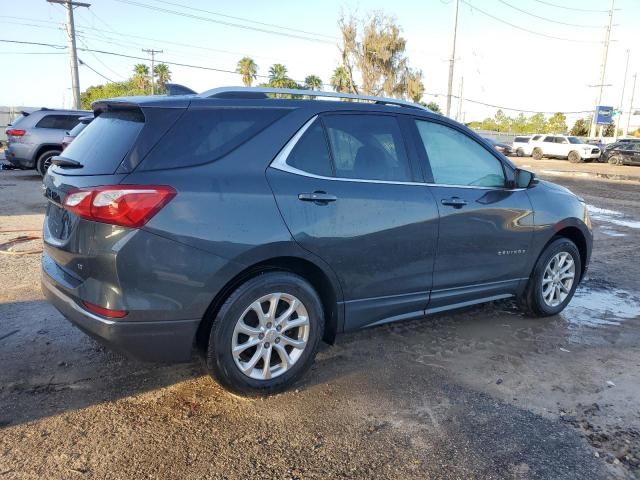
[512,134,545,156]
[531,135,600,163]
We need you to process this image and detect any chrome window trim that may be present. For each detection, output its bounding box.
[270,116,525,191]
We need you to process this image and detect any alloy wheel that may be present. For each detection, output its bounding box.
[231,293,310,380]
[541,252,576,308]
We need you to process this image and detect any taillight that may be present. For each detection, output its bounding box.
[6,128,26,137]
[63,185,176,228]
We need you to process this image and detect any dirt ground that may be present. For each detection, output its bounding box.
[1,157,639,479]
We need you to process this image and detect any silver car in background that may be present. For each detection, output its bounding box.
[5,108,88,175]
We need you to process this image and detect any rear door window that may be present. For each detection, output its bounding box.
[322,114,412,182]
[36,115,81,130]
[141,108,289,170]
[57,110,144,175]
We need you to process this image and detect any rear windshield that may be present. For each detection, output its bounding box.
[138,108,289,170]
[58,110,144,175]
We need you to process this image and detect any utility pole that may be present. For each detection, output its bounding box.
[446,0,459,118]
[142,48,163,95]
[615,49,630,141]
[47,0,90,110]
[589,0,615,138]
[625,73,637,137]
[456,76,464,122]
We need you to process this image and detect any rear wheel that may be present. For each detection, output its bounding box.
[532,147,543,160]
[36,150,60,176]
[520,238,582,317]
[516,148,525,157]
[206,272,324,395]
[568,150,582,163]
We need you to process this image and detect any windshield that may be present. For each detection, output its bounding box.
[568,137,584,144]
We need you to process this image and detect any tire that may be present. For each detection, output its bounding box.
[567,150,582,163]
[608,155,622,166]
[36,150,60,176]
[520,238,582,317]
[206,272,325,395]
[532,147,543,160]
[516,148,525,157]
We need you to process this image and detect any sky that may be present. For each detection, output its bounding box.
[1,0,639,129]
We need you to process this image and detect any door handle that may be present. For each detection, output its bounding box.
[298,192,337,205]
[441,197,467,208]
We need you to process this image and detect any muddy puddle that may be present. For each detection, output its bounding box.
[561,286,640,328]
[538,169,640,183]
[588,205,640,230]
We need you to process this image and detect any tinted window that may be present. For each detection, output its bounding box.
[36,114,81,130]
[532,135,543,141]
[555,137,568,144]
[60,110,144,175]
[144,108,288,170]
[287,120,333,177]
[323,114,411,181]
[514,136,529,142]
[415,120,505,188]
[568,137,584,144]
[543,136,554,143]
[68,121,88,137]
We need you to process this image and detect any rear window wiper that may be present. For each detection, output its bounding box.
[51,156,83,168]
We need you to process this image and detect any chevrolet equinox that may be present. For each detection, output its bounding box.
[42,87,592,395]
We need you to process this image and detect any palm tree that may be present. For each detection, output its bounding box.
[330,66,351,93]
[153,63,172,93]
[133,64,149,91]
[268,64,288,87]
[236,57,258,87]
[304,75,323,91]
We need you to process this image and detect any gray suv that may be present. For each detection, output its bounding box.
[5,108,88,175]
[42,87,592,395]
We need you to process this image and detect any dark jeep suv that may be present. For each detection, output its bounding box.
[42,88,592,395]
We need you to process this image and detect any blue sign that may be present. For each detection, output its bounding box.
[595,105,613,125]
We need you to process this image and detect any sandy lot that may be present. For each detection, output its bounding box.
[1,158,639,479]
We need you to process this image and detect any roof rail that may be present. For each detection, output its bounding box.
[198,86,429,111]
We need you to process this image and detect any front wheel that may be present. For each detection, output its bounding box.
[516,148,525,157]
[568,150,582,163]
[206,272,324,395]
[520,238,582,317]
[608,155,622,166]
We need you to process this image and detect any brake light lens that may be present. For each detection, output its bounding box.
[6,128,26,137]
[82,301,127,318]
[63,185,176,228]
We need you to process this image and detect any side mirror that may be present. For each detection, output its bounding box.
[515,168,536,188]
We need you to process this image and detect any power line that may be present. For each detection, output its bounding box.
[0,38,596,115]
[112,0,335,44]
[530,0,610,13]
[460,0,602,43]
[76,35,126,79]
[78,57,115,82]
[144,0,337,40]
[0,38,66,49]
[497,0,603,28]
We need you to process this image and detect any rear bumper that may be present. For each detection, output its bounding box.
[42,272,200,363]
[5,144,36,168]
